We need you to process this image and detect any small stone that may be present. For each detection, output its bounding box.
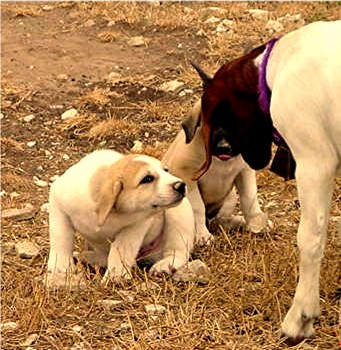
[179,89,194,97]
[72,325,83,333]
[108,71,122,84]
[27,141,36,148]
[41,202,50,213]
[145,304,166,315]
[107,20,115,27]
[2,203,36,221]
[84,19,96,27]
[23,114,35,122]
[247,9,269,21]
[42,5,53,11]
[0,190,6,197]
[137,281,160,291]
[56,73,69,81]
[278,13,304,25]
[45,150,52,156]
[62,154,70,161]
[196,29,207,37]
[98,299,123,310]
[159,80,185,93]
[118,290,135,302]
[204,16,221,25]
[61,108,78,120]
[0,112,4,120]
[131,140,143,153]
[50,175,59,182]
[34,178,48,188]
[265,20,284,33]
[1,321,18,331]
[144,132,149,138]
[118,322,130,331]
[173,259,210,284]
[15,241,40,259]
[20,333,38,347]
[127,36,145,47]
[216,19,234,33]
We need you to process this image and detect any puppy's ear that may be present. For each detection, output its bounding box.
[190,61,212,89]
[181,100,203,144]
[96,180,123,226]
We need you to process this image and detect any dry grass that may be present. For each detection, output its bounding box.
[1,2,341,350]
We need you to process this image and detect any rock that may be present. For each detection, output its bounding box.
[42,5,53,11]
[23,114,35,122]
[247,9,269,21]
[278,13,304,25]
[159,80,185,93]
[107,20,115,27]
[15,240,40,259]
[98,299,123,310]
[137,280,160,291]
[84,19,96,27]
[131,140,143,153]
[145,304,166,315]
[108,71,122,84]
[27,141,36,148]
[49,175,59,182]
[62,154,70,161]
[196,29,207,37]
[127,36,145,47]
[173,259,210,284]
[216,19,234,33]
[20,333,38,347]
[2,203,36,221]
[1,321,18,331]
[72,325,83,333]
[41,202,50,213]
[34,177,48,188]
[0,190,6,197]
[265,20,284,33]
[204,16,221,25]
[56,73,69,81]
[61,108,78,120]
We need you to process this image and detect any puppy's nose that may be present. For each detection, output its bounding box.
[216,139,232,154]
[172,181,186,196]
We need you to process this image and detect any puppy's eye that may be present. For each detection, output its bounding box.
[163,166,169,172]
[140,175,155,185]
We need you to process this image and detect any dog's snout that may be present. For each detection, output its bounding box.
[216,139,232,153]
[172,181,186,196]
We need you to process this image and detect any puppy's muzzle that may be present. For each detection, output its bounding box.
[172,181,186,197]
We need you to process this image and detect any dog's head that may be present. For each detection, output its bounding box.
[91,154,186,226]
[184,50,273,179]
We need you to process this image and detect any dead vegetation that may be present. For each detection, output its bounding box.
[1,2,340,350]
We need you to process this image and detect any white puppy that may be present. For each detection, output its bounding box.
[47,149,195,287]
[162,99,267,245]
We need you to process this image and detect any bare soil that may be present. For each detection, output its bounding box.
[1,2,340,350]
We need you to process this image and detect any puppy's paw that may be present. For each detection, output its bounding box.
[101,267,132,286]
[195,227,214,246]
[78,250,107,267]
[247,212,268,233]
[217,215,246,230]
[43,272,86,290]
[149,258,180,277]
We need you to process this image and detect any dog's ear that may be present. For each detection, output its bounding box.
[181,103,201,144]
[190,61,212,89]
[95,180,123,226]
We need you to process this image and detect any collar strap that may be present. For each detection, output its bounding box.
[258,38,279,115]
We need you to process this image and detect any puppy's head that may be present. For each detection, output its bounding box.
[91,154,186,226]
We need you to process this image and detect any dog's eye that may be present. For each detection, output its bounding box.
[140,175,155,185]
[163,166,169,172]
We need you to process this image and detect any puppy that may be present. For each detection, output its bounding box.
[47,149,195,287]
[162,97,267,245]
[194,21,341,343]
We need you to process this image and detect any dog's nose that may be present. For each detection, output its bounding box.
[216,139,232,154]
[172,181,186,196]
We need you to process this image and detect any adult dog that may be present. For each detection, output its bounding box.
[191,20,341,343]
[47,149,195,287]
[162,97,267,245]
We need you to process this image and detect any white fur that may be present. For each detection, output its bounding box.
[264,21,341,340]
[47,149,195,287]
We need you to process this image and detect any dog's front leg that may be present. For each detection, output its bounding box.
[187,182,213,245]
[281,162,334,343]
[102,224,149,284]
[235,167,267,233]
[150,198,195,276]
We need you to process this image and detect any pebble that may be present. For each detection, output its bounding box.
[42,5,53,11]
[72,325,83,333]
[137,280,160,291]
[61,108,78,120]
[2,203,36,221]
[145,304,166,315]
[98,299,123,310]
[173,259,210,284]
[49,175,59,182]
[108,71,122,84]
[20,333,38,347]
[1,321,18,331]
[247,9,269,21]
[265,20,284,33]
[34,177,48,188]
[179,89,194,97]
[23,114,35,122]
[131,140,143,153]
[159,80,185,93]
[41,202,50,213]
[216,19,234,33]
[62,154,70,161]
[0,112,4,120]
[15,241,40,259]
[127,36,145,47]
[84,19,96,27]
[107,20,116,27]
[27,141,36,148]
[204,16,221,25]
[56,73,69,81]
[278,13,304,25]
[118,322,130,331]
[118,290,135,302]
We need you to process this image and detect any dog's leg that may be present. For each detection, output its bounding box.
[281,162,335,343]
[187,182,213,245]
[235,167,267,233]
[150,198,195,276]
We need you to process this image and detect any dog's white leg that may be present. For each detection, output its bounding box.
[47,195,75,274]
[235,167,267,233]
[150,198,195,275]
[187,182,213,245]
[281,162,335,343]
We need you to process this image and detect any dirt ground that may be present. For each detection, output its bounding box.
[1,2,340,350]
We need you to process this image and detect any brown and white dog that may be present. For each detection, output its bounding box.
[47,149,195,287]
[162,97,267,245]
[192,21,341,343]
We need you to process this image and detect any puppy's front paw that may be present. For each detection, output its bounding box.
[149,257,181,277]
[101,267,132,286]
[247,212,268,233]
[43,272,86,290]
[195,227,214,246]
